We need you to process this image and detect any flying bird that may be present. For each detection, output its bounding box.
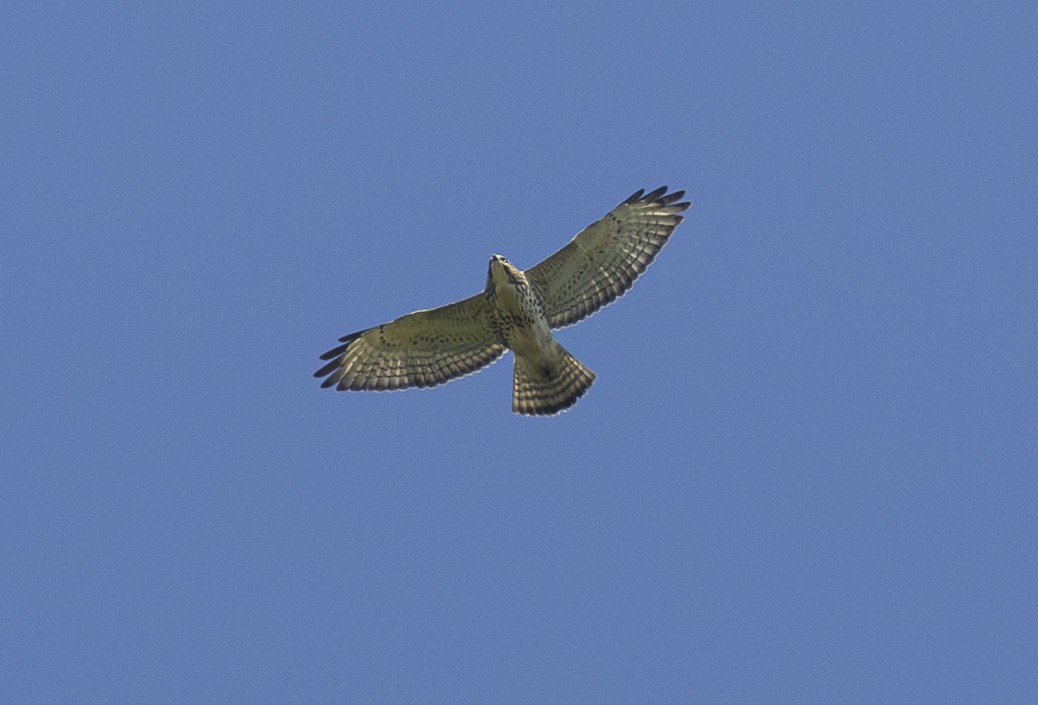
[315,186,691,415]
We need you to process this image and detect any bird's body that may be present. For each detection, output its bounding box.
[485,254,549,357]
[484,255,595,414]
[315,186,690,415]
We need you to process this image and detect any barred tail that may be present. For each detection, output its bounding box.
[512,343,596,416]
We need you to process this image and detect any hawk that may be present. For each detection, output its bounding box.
[315,186,691,415]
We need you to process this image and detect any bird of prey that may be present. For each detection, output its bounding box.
[315,186,691,416]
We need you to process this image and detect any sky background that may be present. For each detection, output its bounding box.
[3,2,1036,703]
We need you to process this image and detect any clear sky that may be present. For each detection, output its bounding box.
[3,2,1036,703]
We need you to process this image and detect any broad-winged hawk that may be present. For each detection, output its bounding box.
[315,186,690,415]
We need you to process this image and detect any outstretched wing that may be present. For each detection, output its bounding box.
[525,186,690,329]
[314,293,507,391]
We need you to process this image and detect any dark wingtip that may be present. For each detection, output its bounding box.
[623,188,645,205]
[317,329,365,362]
[319,342,351,361]
[316,331,364,383]
[623,186,690,208]
[644,185,668,202]
[314,356,343,379]
[659,189,685,205]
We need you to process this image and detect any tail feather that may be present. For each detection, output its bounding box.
[512,343,596,416]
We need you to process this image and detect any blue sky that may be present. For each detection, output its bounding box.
[3,2,1036,703]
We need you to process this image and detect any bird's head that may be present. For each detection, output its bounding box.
[486,253,522,289]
